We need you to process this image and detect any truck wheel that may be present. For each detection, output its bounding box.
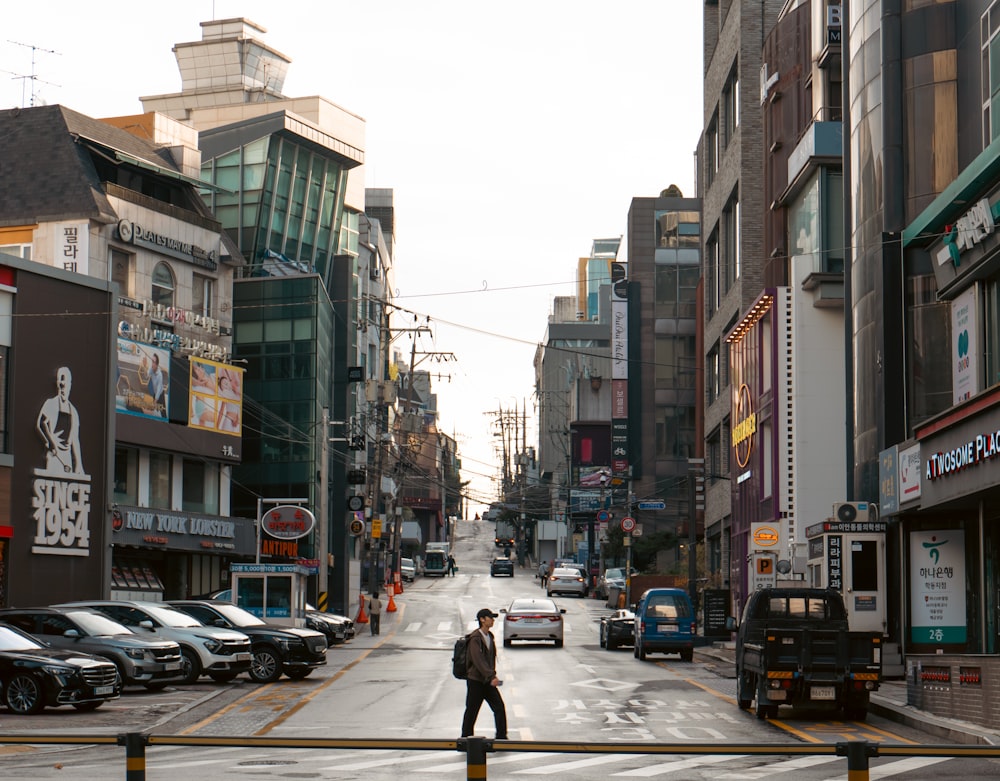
[638,641,647,661]
[736,670,754,710]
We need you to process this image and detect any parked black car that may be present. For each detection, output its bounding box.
[0,606,183,688]
[599,609,636,650]
[168,600,327,683]
[205,588,355,645]
[0,623,121,714]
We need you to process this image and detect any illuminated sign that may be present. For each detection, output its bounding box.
[752,524,779,549]
[263,506,316,540]
[732,383,756,468]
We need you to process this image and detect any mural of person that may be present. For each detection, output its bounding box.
[37,366,84,475]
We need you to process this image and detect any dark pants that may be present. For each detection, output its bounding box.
[461,679,507,738]
[370,613,380,634]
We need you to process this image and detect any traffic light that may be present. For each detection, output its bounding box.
[349,435,366,451]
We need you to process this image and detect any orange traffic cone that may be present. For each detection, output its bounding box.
[355,594,369,624]
[386,589,397,613]
[395,574,403,595]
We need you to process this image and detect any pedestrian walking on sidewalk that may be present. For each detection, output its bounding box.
[538,560,549,589]
[461,608,508,740]
[368,592,382,635]
[448,554,457,577]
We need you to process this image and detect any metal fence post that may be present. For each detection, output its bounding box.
[464,735,489,780]
[118,732,148,781]
[837,740,877,781]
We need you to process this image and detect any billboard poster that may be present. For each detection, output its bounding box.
[115,338,169,420]
[909,529,966,644]
[189,357,244,437]
[951,287,977,403]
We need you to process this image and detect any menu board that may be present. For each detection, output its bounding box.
[702,589,732,637]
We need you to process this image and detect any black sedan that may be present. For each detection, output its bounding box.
[0,623,121,714]
[168,600,327,683]
[490,556,515,577]
[599,609,636,650]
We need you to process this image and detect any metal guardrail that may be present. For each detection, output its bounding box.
[3,734,1000,780]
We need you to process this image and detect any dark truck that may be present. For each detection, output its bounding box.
[727,587,881,721]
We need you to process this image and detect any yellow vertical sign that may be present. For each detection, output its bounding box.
[371,518,382,539]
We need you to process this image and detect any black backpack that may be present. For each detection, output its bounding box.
[452,633,471,679]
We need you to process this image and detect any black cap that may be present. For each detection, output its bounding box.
[477,608,498,620]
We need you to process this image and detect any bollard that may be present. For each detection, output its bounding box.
[355,594,369,624]
[119,732,148,781]
[837,740,878,781]
[464,735,489,780]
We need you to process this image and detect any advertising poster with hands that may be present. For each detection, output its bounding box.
[189,356,244,436]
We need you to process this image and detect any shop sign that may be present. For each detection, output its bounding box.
[117,218,218,270]
[751,523,779,550]
[924,426,1000,480]
[910,530,966,644]
[263,505,315,540]
[732,384,756,468]
[937,198,1000,268]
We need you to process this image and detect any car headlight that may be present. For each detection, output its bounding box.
[200,637,224,653]
[124,646,146,660]
[275,636,301,650]
[43,664,74,677]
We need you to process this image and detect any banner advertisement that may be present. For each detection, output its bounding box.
[115,338,170,420]
[909,529,966,644]
[189,357,244,436]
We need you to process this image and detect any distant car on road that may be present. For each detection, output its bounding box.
[500,597,566,648]
[0,623,121,715]
[0,606,183,689]
[596,567,629,600]
[547,567,587,597]
[490,556,514,577]
[168,600,327,683]
[599,609,636,650]
[400,557,417,582]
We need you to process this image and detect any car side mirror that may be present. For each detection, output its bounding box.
[724,616,737,631]
[64,629,81,638]
[139,620,155,630]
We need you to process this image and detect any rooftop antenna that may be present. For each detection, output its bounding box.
[7,40,61,107]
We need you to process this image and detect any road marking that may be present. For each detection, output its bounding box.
[437,621,452,631]
[324,750,459,770]
[612,753,747,777]
[570,678,641,692]
[717,754,840,778]
[413,751,562,772]
[405,622,422,632]
[865,756,951,779]
[514,753,649,774]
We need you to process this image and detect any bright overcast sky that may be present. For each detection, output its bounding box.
[1,1,704,513]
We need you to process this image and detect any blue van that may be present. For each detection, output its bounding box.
[633,588,696,661]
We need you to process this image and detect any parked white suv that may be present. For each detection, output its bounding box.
[59,600,253,684]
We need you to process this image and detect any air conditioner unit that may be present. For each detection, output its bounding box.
[833,501,870,524]
[369,265,380,280]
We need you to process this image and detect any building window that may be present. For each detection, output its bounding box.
[723,65,739,146]
[182,458,219,514]
[193,274,214,317]
[708,345,720,405]
[148,451,172,509]
[110,249,132,297]
[984,2,1000,145]
[0,244,30,260]
[151,263,175,308]
[707,230,720,313]
[114,446,139,505]
[706,111,719,186]
[723,193,740,288]
[707,427,722,483]
[655,406,695,458]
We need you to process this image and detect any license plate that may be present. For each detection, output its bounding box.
[811,686,836,700]
[165,662,181,671]
[235,653,251,661]
[94,685,115,695]
[523,618,542,624]
[658,623,678,633]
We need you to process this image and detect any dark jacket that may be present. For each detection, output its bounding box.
[466,629,497,683]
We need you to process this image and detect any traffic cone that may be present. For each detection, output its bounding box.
[386,589,397,613]
[395,574,404,595]
[355,594,369,624]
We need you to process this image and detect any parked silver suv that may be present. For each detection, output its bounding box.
[0,606,183,688]
[60,600,252,684]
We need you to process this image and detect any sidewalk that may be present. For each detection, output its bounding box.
[694,641,1000,746]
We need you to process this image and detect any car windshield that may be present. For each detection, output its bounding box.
[605,568,625,579]
[201,602,267,628]
[509,599,558,613]
[138,603,206,628]
[0,624,45,651]
[65,609,136,636]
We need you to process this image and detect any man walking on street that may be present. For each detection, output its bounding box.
[368,592,382,636]
[538,560,549,589]
[461,608,508,740]
[448,553,457,577]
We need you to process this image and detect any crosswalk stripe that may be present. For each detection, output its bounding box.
[514,753,649,774]
[864,756,951,779]
[324,750,458,771]
[413,751,562,772]
[405,622,422,632]
[437,621,452,631]
[718,754,840,778]
[612,753,747,777]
